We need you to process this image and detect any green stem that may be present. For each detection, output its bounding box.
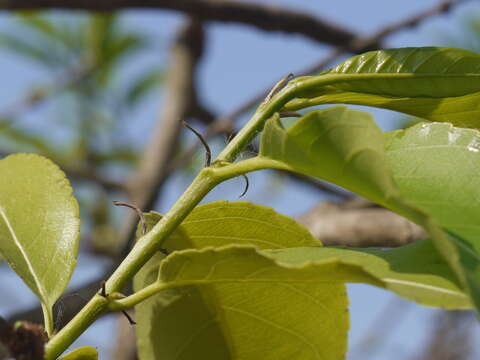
[45,169,220,359]
[41,303,54,338]
[47,71,392,359]
[44,106,291,358]
[108,282,164,311]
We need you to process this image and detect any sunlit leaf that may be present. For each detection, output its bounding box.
[157,239,468,309]
[286,47,480,127]
[0,154,79,333]
[135,202,348,360]
[257,106,480,312]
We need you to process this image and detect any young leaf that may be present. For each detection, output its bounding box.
[286,47,480,127]
[135,202,349,360]
[156,240,468,309]
[59,346,98,360]
[320,47,480,98]
[0,154,80,334]
[259,107,401,206]
[257,106,480,312]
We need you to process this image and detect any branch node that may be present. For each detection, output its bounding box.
[182,120,212,167]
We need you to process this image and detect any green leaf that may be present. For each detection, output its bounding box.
[59,346,98,360]
[286,47,480,127]
[321,47,480,97]
[156,239,468,309]
[135,202,349,360]
[258,106,480,312]
[385,121,480,311]
[0,154,80,334]
[259,107,402,206]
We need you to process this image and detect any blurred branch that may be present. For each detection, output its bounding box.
[0,148,125,193]
[413,310,475,360]
[297,198,426,247]
[65,166,126,192]
[1,0,367,48]
[0,63,92,123]
[283,171,354,200]
[351,297,411,359]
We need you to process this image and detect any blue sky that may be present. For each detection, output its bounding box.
[0,1,479,359]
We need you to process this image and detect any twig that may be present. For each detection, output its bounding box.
[297,198,426,247]
[0,149,126,193]
[113,201,147,235]
[3,0,367,48]
[0,63,93,123]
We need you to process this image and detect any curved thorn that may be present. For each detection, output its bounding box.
[239,174,250,198]
[265,73,294,102]
[99,281,108,298]
[182,121,212,167]
[121,310,136,326]
[113,201,147,235]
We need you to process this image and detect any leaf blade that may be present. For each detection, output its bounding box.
[287,47,480,127]
[258,106,480,312]
[0,154,80,331]
[157,240,468,309]
[135,202,348,360]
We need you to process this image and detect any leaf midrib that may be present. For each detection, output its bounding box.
[0,205,47,303]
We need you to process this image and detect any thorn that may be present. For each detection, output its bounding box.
[239,174,249,198]
[225,131,236,144]
[279,111,302,118]
[121,310,136,325]
[113,201,147,235]
[182,121,212,167]
[99,281,108,298]
[265,73,294,102]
